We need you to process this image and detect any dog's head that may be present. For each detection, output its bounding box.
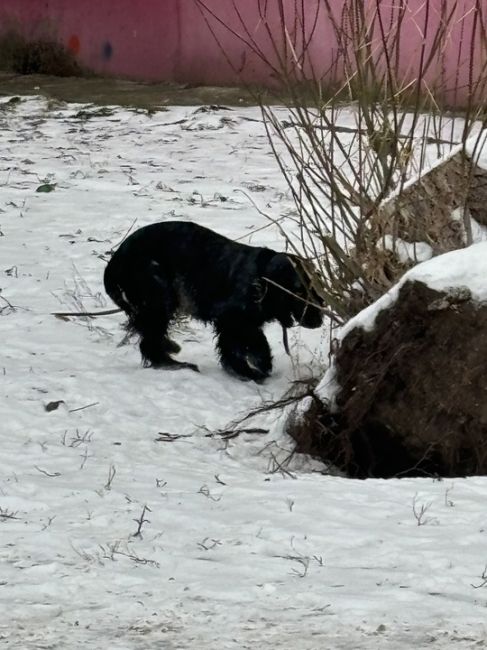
[261,253,324,329]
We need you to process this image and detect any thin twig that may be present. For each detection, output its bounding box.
[52,308,121,318]
[34,466,61,478]
[132,505,151,538]
[69,402,99,413]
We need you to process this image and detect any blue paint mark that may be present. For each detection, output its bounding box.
[102,41,113,60]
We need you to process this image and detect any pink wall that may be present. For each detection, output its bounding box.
[0,0,485,106]
[0,0,183,80]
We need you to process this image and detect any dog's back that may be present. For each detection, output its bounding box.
[104,221,270,322]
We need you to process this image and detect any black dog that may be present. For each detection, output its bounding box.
[104,221,323,380]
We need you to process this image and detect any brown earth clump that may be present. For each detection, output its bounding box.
[0,32,83,77]
[289,280,487,478]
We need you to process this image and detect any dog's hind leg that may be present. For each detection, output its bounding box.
[123,265,198,373]
[215,320,272,381]
[134,310,198,372]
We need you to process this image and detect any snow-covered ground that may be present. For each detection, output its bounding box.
[1,96,487,649]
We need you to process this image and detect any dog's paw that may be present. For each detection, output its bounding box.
[221,358,270,382]
[153,360,200,373]
[180,361,200,373]
[164,338,182,354]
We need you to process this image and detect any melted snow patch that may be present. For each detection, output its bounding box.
[381,234,433,263]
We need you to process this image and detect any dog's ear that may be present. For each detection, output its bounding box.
[261,253,297,327]
[263,253,324,329]
[253,253,295,304]
[264,253,298,289]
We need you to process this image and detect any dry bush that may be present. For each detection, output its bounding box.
[196,0,487,322]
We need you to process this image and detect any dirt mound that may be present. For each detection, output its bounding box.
[289,280,487,478]
[0,33,83,77]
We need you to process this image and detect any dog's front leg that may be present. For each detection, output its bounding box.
[215,318,272,381]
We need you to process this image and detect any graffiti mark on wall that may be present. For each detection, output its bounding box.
[102,41,113,60]
[68,35,80,55]
[67,34,114,63]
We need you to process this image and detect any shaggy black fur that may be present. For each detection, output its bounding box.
[104,221,323,380]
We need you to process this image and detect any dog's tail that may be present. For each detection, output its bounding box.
[103,255,134,315]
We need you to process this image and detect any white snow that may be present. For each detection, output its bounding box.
[380,234,434,264]
[1,96,487,649]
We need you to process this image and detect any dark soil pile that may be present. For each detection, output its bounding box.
[0,33,83,76]
[289,280,487,478]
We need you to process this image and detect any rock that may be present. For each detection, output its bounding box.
[467,164,487,227]
[289,246,487,478]
[346,148,487,316]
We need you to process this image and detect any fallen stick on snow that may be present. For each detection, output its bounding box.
[52,308,121,318]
